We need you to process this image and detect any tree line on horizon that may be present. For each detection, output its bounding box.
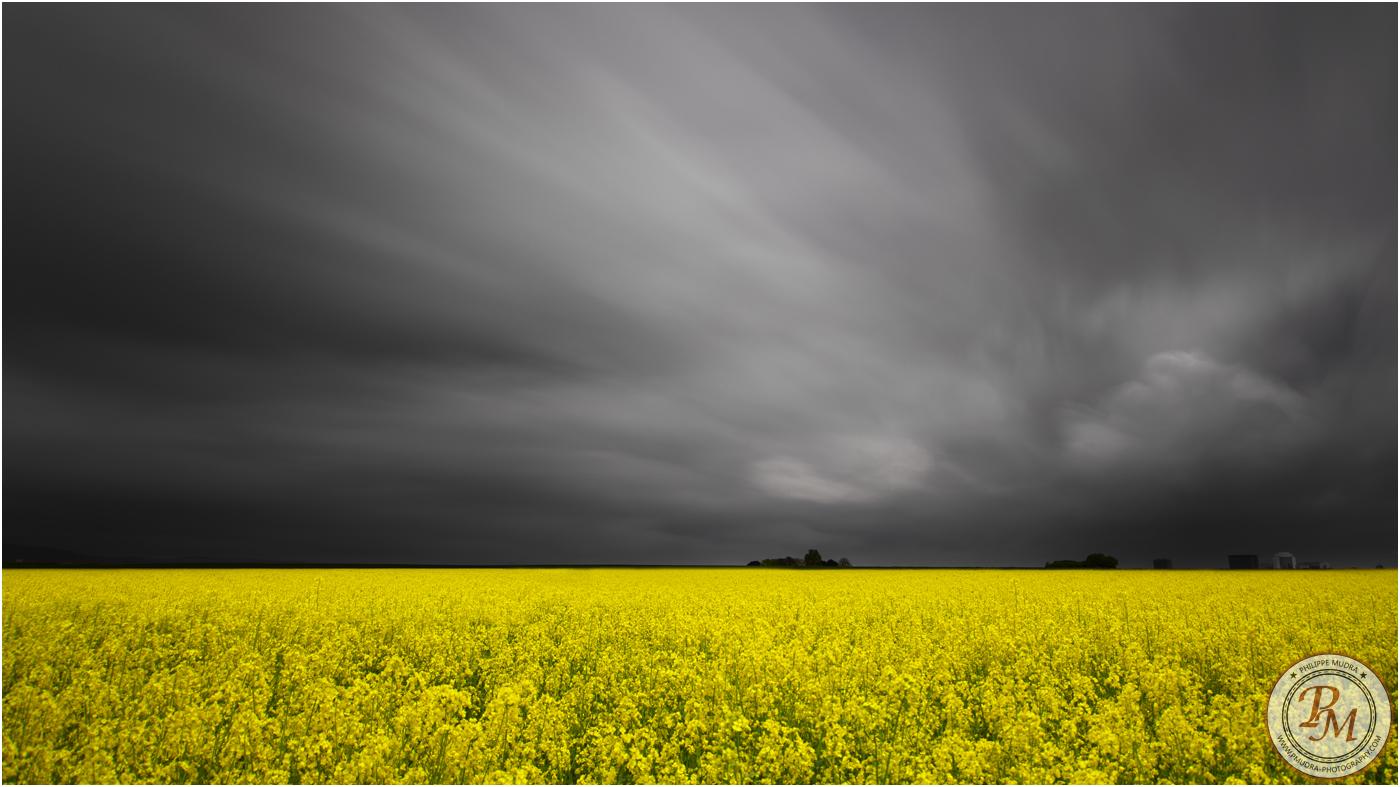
[747,549,851,568]
[1045,553,1119,569]
[741,550,1119,569]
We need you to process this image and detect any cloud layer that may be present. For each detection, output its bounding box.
[1061,351,1312,470]
[752,437,933,504]
[5,6,1394,567]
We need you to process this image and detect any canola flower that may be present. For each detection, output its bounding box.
[2,568,1395,785]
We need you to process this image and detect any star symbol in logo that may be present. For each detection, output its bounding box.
[1290,672,1298,679]
[1361,672,1367,680]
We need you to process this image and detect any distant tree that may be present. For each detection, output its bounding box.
[805,549,823,567]
[823,559,838,567]
[839,558,852,568]
[747,560,762,566]
[1046,554,1119,569]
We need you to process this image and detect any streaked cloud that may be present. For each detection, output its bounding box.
[751,436,932,504]
[1061,350,1312,469]
[4,5,1392,567]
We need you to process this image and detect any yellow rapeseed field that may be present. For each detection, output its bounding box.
[2,568,1395,784]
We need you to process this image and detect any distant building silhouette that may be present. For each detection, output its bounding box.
[1298,561,1330,569]
[1153,558,1172,569]
[1228,554,1259,569]
[1273,552,1296,569]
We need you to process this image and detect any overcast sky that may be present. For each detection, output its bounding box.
[6,5,1395,567]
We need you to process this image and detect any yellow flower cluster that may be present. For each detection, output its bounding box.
[3,568,1394,784]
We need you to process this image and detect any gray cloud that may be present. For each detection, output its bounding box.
[5,5,1394,567]
[1059,350,1313,472]
[751,436,933,504]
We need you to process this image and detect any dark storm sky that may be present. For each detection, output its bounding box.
[6,5,1395,567]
